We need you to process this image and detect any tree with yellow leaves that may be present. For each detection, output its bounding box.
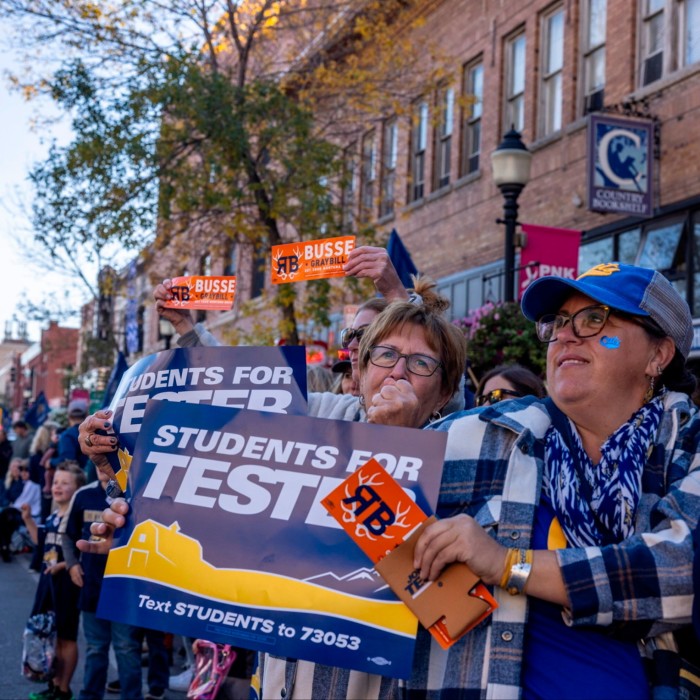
[2,0,451,350]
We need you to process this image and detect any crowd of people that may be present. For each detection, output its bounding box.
[2,247,699,700]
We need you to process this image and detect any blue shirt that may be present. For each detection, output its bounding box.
[522,496,649,699]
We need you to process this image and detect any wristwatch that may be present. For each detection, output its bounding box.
[505,548,533,596]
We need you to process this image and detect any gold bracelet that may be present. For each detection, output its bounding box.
[499,548,519,589]
[503,549,534,596]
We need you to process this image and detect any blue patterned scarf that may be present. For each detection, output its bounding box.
[544,396,664,547]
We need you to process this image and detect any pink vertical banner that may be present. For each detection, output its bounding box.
[518,224,581,300]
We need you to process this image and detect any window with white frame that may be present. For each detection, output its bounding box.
[638,0,700,86]
[582,0,607,114]
[360,131,376,219]
[380,119,398,218]
[223,239,237,276]
[434,85,454,190]
[341,145,357,232]
[680,0,700,67]
[505,32,526,133]
[408,99,428,202]
[461,59,483,176]
[640,0,665,85]
[540,7,564,136]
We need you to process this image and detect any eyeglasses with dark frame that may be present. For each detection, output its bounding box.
[475,388,523,407]
[368,345,443,377]
[536,304,613,343]
[340,326,366,349]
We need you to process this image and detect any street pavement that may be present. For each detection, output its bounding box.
[0,552,188,700]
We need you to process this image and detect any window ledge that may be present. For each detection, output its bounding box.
[529,129,564,153]
[427,183,453,203]
[629,62,700,102]
[454,170,481,190]
[403,197,426,213]
[376,212,396,226]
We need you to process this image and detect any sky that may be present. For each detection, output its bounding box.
[0,27,86,343]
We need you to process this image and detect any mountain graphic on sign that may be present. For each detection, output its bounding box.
[105,519,416,636]
[304,567,390,594]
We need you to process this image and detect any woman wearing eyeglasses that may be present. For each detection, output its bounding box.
[475,363,546,407]
[406,262,699,699]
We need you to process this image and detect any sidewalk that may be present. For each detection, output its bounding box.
[0,552,188,700]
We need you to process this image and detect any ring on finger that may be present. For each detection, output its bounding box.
[84,434,93,448]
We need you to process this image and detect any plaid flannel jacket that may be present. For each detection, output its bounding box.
[405,391,700,700]
[260,393,700,700]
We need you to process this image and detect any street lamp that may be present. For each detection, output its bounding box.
[491,129,532,302]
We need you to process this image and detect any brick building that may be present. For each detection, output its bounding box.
[91,0,700,369]
[335,0,700,345]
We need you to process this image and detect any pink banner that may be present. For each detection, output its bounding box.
[518,224,581,299]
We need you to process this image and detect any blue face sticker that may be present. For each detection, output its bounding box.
[600,336,621,349]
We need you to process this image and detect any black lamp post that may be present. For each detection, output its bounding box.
[491,129,532,302]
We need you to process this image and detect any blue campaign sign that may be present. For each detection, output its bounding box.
[97,401,447,679]
[102,346,308,489]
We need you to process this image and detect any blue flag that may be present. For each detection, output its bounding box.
[102,351,129,409]
[386,229,418,289]
[24,391,50,428]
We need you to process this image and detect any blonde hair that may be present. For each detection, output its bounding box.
[30,424,53,455]
[5,458,28,489]
[358,276,467,399]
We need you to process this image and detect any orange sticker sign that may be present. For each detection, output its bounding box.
[271,235,355,284]
[321,457,426,563]
[162,276,237,311]
[322,458,498,650]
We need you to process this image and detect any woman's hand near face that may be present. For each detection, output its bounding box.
[413,514,506,584]
[154,278,195,336]
[365,378,426,427]
[76,497,130,556]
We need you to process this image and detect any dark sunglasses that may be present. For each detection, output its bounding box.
[18,466,29,472]
[475,388,523,407]
[340,326,366,348]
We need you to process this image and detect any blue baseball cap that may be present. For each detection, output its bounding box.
[521,262,693,358]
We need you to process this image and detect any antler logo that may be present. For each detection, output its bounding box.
[273,246,303,281]
[340,470,412,541]
[577,262,620,280]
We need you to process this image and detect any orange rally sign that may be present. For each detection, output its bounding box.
[322,458,497,650]
[271,235,355,284]
[163,276,237,311]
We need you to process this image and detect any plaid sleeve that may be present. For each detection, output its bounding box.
[558,429,700,636]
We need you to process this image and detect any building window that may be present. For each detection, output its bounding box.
[639,0,700,86]
[251,245,266,299]
[540,7,564,136]
[460,59,483,176]
[360,130,376,219]
[223,239,237,277]
[505,31,526,133]
[433,86,454,190]
[408,99,428,202]
[379,119,398,218]
[582,0,607,114]
[341,145,357,232]
[680,0,700,67]
[640,0,665,85]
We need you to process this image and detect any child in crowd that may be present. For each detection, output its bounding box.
[62,468,144,700]
[22,462,87,700]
